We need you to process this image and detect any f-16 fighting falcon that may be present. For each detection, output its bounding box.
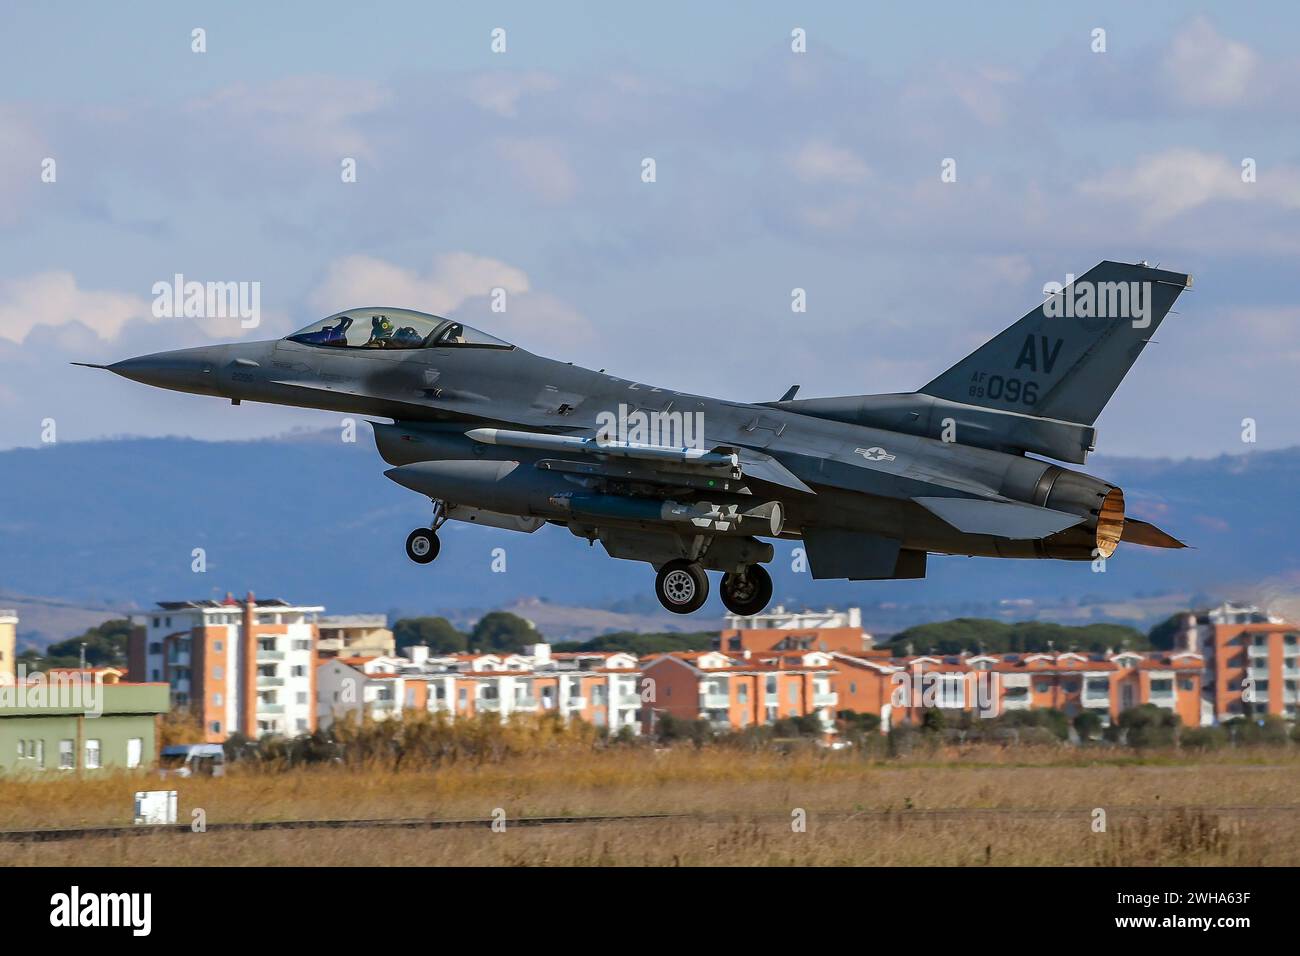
[81,260,1191,616]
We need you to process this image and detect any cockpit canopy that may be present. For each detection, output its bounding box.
[285,308,513,351]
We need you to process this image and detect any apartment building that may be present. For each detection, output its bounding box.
[316,615,395,659]
[831,649,1204,730]
[640,649,838,734]
[316,643,644,735]
[1175,602,1300,722]
[715,605,873,655]
[0,609,16,684]
[129,592,322,742]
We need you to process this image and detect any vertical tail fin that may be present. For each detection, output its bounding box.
[920,261,1192,425]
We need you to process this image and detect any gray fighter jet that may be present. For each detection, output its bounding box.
[81,260,1190,615]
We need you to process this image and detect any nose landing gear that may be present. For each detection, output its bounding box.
[405,499,447,565]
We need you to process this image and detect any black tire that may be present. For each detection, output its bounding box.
[720,564,773,616]
[405,528,440,564]
[655,560,710,614]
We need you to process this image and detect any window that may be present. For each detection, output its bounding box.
[297,692,307,704]
[849,681,857,694]
[148,642,162,654]
[214,693,223,706]
[214,640,223,652]
[291,665,306,677]
[293,640,310,651]
[59,739,74,770]
[788,684,798,703]
[84,739,101,769]
[152,617,160,628]
[127,738,143,769]
[212,666,223,680]
[1035,682,1051,694]
[1180,678,1195,691]
[296,719,308,732]
[211,721,222,734]
[34,740,44,770]
[738,685,749,703]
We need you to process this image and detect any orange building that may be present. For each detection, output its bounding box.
[316,646,645,735]
[130,592,322,742]
[715,605,873,656]
[829,649,1203,730]
[1176,603,1300,722]
[639,650,838,734]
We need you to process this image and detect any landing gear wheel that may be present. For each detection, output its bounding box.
[720,564,773,616]
[655,560,710,614]
[405,528,440,564]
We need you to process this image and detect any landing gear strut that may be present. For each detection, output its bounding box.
[405,500,447,565]
[720,564,773,616]
[655,559,710,614]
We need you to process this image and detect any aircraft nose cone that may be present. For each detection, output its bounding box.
[108,347,226,396]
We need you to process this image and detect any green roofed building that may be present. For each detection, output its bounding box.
[0,675,170,775]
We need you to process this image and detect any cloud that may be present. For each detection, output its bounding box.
[1161,17,1258,108]
[310,252,530,316]
[787,141,871,184]
[1077,148,1300,226]
[466,71,561,118]
[186,75,390,163]
[0,271,150,344]
[493,137,579,203]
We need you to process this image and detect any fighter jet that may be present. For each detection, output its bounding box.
[81,260,1190,616]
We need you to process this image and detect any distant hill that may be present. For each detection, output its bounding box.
[1,432,1296,643]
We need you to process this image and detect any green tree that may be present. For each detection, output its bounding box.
[1073,710,1103,742]
[1109,704,1180,748]
[27,618,133,670]
[552,630,716,655]
[885,618,1147,656]
[393,616,466,654]
[469,611,540,653]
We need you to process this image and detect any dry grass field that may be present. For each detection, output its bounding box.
[2,743,1299,865]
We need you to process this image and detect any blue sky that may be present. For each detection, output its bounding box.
[2,1,1298,457]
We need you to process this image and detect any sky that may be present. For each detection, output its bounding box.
[1,1,1298,458]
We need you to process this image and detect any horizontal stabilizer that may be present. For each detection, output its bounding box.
[1120,518,1187,549]
[914,496,1084,539]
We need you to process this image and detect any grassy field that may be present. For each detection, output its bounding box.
[2,744,1299,865]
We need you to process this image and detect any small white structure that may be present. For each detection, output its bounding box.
[134,790,178,825]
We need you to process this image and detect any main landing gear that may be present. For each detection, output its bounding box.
[654,561,773,616]
[405,500,447,565]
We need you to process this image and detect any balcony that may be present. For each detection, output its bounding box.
[565,696,586,709]
[513,696,538,710]
[813,691,838,707]
[258,703,285,715]
[257,649,285,661]
[1247,667,1270,682]
[701,692,730,709]
[1081,695,1111,709]
[257,676,284,688]
[616,694,642,708]
[476,699,501,712]
[1248,645,1271,659]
